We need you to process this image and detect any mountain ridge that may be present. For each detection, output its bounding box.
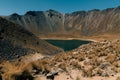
[3,6,120,39]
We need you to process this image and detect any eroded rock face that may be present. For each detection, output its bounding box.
[65,7,120,36]
[4,6,120,37]
[6,10,65,36]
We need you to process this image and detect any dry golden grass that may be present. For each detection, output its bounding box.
[105,54,116,63]
[1,40,120,79]
[0,58,52,80]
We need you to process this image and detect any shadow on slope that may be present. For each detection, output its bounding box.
[0,17,63,61]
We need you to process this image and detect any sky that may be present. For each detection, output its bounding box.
[0,0,120,15]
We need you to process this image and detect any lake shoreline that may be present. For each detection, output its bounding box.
[41,38,98,42]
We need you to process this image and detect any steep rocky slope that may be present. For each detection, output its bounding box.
[4,6,120,38]
[5,10,65,36]
[0,17,63,61]
[1,40,120,80]
[65,7,120,36]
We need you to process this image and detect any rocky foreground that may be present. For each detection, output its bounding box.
[0,40,120,80]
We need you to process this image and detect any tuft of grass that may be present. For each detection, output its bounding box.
[116,76,120,80]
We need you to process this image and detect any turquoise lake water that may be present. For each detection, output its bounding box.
[45,40,91,51]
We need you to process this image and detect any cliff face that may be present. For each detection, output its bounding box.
[5,6,120,37]
[65,7,120,36]
[0,17,63,61]
[6,10,65,36]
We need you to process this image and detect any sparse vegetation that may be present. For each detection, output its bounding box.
[116,76,120,80]
[1,40,120,80]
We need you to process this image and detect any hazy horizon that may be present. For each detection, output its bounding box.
[0,0,120,15]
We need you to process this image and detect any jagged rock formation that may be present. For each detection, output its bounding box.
[0,17,63,61]
[5,10,65,36]
[65,7,120,36]
[4,6,120,37]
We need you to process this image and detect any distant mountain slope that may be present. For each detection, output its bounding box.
[0,17,63,61]
[5,10,65,36]
[4,6,120,37]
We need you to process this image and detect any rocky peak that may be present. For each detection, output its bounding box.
[114,6,120,12]
[71,11,87,16]
[10,13,21,20]
[89,9,100,12]
[101,8,114,13]
[3,5,120,38]
[46,9,62,19]
[116,6,120,9]
[11,13,20,17]
[25,11,37,16]
[46,9,61,14]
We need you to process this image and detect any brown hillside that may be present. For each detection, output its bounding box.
[0,17,63,61]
